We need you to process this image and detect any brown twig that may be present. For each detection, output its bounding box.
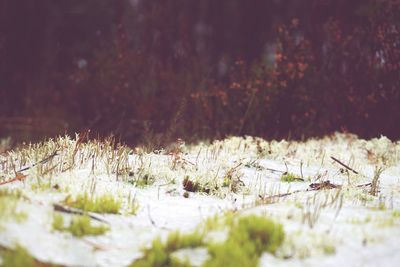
[330,156,359,174]
[0,172,27,186]
[258,180,342,204]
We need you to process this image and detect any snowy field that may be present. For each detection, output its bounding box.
[0,133,400,267]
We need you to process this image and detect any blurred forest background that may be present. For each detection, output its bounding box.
[0,0,399,147]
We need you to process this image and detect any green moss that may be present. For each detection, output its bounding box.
[30,180,52,191]
[130,231,204,267]
[52,214,109,237]
[392,210,400,218]
[234,215,284,254]
[206,239,258,267]
[280,173,302,182]
[0,245,36,267]
[0,189,27,227]
[52,214,65,231]
[322,244,336,255]
[127,202,140,216]
[205,215,284,267]
[0,188,23,198]
[130,214,285,267]
[63,192,121,214]
[377,217,395,228]
[133,174,156,188]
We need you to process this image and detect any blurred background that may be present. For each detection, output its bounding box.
[0,0,399,149]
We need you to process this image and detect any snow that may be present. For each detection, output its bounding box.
[0,133,399,266]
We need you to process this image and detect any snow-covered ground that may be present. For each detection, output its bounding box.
[0,133,399,266]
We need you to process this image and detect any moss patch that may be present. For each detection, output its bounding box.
[52,214,109,237]
[130,231,204,267]
[130,214,284,267]
[205,215,284,267]
[0,245,36,267]
[63,192,121,214]
[280,173,302,182]
[0,189,27,227]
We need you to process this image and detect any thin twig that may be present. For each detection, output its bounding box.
[53,204,109,224]
[265,167,286,173]
[18,150,58,173]
[0,172,27,186]
[330,156,359,174]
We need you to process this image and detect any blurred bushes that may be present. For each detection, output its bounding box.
[1,0,399,144]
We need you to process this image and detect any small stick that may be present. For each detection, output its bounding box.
[266,167,286,173]
[0,172,27,186]
[53,204,109,224]
[330,156,359,174]
[18,150,58,173]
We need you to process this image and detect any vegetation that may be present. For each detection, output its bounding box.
[206,215,284,267]
[52,214,109,237]
[0,189,27,227]
[1,1,399,144]
[130,231,204,267]
[130,214,285,267]
[280,173,301,182]
[0,246,36,267]
[63,192,122,214]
